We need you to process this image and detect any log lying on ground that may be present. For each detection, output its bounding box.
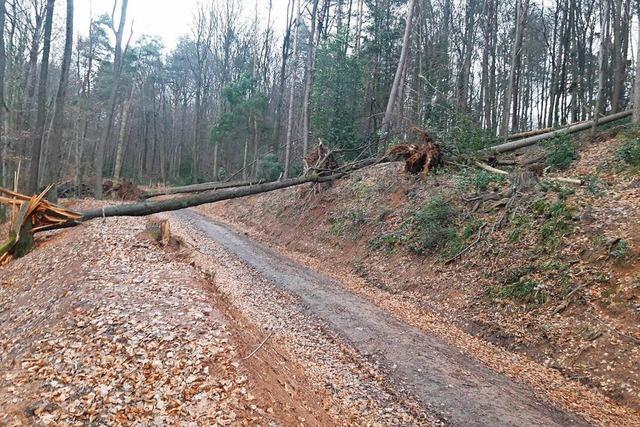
[475,161,583,185]
[83,173,355,221]
[140,179,263,199]
[29,158,380,233]
[490,110,632,153]
[506,127,555,141]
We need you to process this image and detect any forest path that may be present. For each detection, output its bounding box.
[172,209,588,427]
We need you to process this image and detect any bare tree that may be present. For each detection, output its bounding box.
[593,0,611,132]
[283,0,300,178]
[27,0,55,194]
[302,0,320,157]
[43,0,74,188]
[380,0,417,138]
[94,0,129,199]
[501,0,529,137]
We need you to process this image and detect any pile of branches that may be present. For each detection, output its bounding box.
[103,178,143,200]
[0,185,81,262]
[388,127,443,179]
[303,140,339,176]
[57,181,94,198]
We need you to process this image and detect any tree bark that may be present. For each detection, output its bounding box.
[0,0,6,198]
[142,179,265,199]
[113,85,135,179]
[283,0,300,178]
[380,0,416,138]
[501,0,529,137]
[94,0,128,199]
[43,0,73,187]
[491,110,632,153]
[27,0,55,194]
[593,0,611,132]
[633,1,640,123]
[302,0,319,157]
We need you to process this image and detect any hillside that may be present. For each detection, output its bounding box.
[202,129,640,413]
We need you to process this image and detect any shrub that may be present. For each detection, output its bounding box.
[473,170,506,191]
[493,279,548,304]
[257,154,284,181]
[368,233,402,253]
[617,138,640,167]
[408,195,458,254]
[330,208,366,237]
[539,200,575,250]
[545,134,577,170]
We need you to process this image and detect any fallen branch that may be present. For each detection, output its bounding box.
[475,162,509,175]
[241,332,273,361]
[475,162,583,186]
[489,110,632,153]
[547,177,583,185]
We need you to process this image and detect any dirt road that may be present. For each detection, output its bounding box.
[172,209,588,426]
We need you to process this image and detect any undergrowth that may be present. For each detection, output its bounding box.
[489,266,549,304]
[617,136,640,168]
[407,195,459,255]
[330,208,366,238]
[545,134,577,170]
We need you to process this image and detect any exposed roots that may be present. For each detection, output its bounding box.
[388,127,443,179]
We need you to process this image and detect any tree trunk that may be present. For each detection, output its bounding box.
[501,0,529,137]
[380,0,416,138]
[611,0,630,113]
[27,0,55,194]
[283,0,300,178]
[457,0,477,112]
[491,109,632,153]
[94,0,129,199]
[593,0,610,132]
[302,0,319,157]
[0,0,6,218]
[113,85,135,179]
[43,0,73,187]
[633,1,640,124]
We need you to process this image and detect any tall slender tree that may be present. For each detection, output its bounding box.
[43,0,74,188]
[94,0,129,199]
[27,0,55,194]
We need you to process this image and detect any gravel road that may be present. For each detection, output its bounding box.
[172,209,589,426]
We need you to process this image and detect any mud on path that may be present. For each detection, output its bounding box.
[170,209,589,426]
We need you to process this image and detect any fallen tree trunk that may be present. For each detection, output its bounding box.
[31,158,381,233]
[490,110,632,153]
[83,174,346,220]
[507,127,555,141]
[140,179,263,199]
